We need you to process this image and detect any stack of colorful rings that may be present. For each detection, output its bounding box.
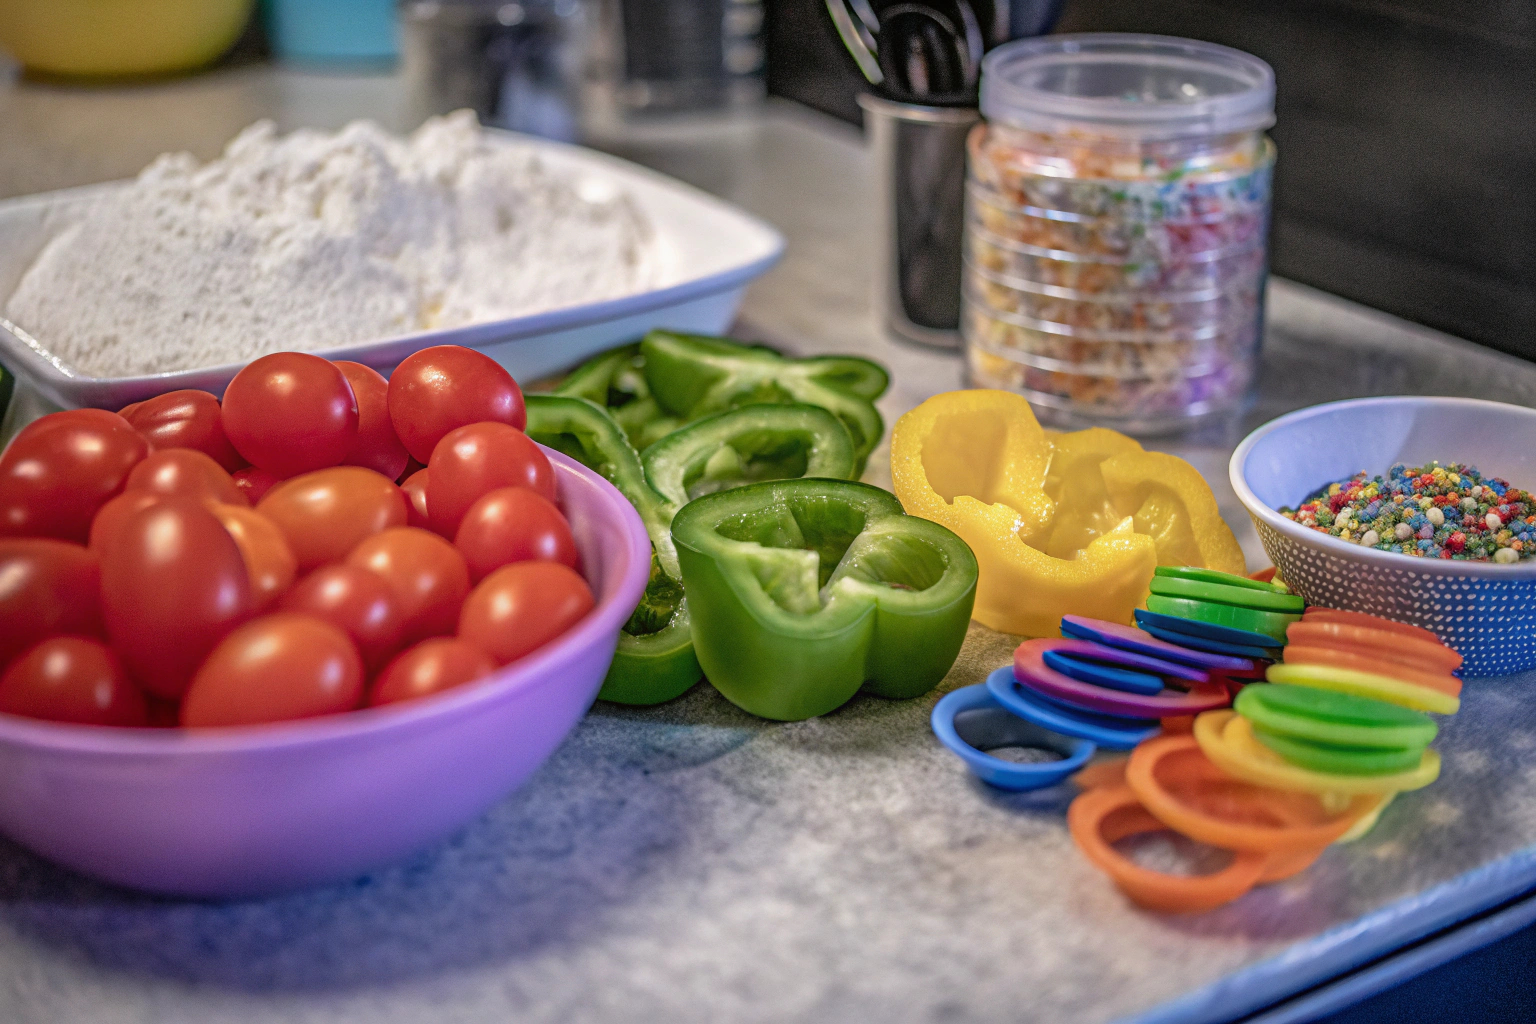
[1067,733,1384,913]
[1134,565,1302,661]
[1194,607,1462,797]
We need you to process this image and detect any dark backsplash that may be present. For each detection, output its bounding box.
[766,0,1536,359]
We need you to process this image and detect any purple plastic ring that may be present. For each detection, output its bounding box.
[1013,639,1233,719]
[1034,637,1209,684]
[1059,615,1258,673]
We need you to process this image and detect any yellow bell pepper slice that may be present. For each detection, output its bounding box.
[890,389,1245,637]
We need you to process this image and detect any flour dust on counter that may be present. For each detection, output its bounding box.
[4,110,660,378]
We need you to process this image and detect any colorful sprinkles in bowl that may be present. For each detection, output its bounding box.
[1278,463,1536,563]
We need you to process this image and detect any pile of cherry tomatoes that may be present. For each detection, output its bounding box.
[0,345,596,729]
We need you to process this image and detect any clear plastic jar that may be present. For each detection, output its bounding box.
[963,34,1276,432]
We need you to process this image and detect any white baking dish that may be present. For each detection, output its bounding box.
[0,131,784,421]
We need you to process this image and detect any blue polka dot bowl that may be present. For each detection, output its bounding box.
[1231,396,1536,677]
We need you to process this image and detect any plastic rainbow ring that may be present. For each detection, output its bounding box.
[1194,710,1442,795]
[931,684,1095,792]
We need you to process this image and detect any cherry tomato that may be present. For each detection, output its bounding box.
[369,637,496,707]
[455,486,577,582]
[279,564,406,672]
[88,491,163,552]
[401,468,432,530]
[256,467,408,572]
[100,497,254,699]
[221,353,359,477]
[0,636,147,727]
[346,527,469,645]
[208,504,297,611]
[387,346,526,463]
[125,449,247,506]
[334,361,410,481]
[399,457,425,484]
[0,538,103,669]
[233,466,282,505]
[181,613,364,728]
[427,422,555,537]
[458,561,593,665]
[122,389,245,471]
[0,409,148,543]
[117,402,144,420]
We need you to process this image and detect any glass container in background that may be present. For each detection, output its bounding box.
[586,0,765,119]
[401,0,587,141]
[963,34,1275,433]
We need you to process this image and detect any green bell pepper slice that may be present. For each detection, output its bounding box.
[638,331,888,472]
[671,478,977,721]
[524,395,701,705]
[641,403,855,508]
[551,343,680,450]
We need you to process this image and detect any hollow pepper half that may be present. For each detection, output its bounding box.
[890,389,1245,638]
[672,478,977,721]
[526,396,861,705]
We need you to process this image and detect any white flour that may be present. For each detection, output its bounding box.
[5,111,660,377]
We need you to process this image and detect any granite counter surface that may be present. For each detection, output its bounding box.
[3,67,1536,1024]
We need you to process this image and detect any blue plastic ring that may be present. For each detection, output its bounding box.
[1134,609,1281,650]
[931,684,1095,791]
[984,666,1159,750]
[1138,622,1280,660]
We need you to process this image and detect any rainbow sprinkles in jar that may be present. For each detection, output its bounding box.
[963,35,1276,432]
[1279,462,1536,563]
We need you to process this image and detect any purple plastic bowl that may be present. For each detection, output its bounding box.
[0,448,650,898]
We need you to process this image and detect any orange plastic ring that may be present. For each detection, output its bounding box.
[1284,644,1462,697]
[1072,755,1130,791]
[1286,621,1463,673]
[1067,785,1268,913]
[1301,607,1441,644]
[1249,567,1279,584]
[1126,734,1384,853]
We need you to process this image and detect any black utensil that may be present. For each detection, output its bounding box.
[874,1,983,105]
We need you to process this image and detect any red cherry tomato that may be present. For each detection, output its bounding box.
[125,448,247,506]
[182,613,364,728]
[208,504,297,611]
[279,564,406,672]
[458,561,593,665]
[427,423,555,537]
[335,361,410,481]
[99,498,254,699]
[0,409,148,543]
[346,527,469,645]
[255,467,408,572]
[233,466,282,505]
[122,389,245,471]
[0,539,103,669]
[387,346,526,463]
[0,636,147,727]
[455,486,577,582]
[221,353,359,476]
[88,491,163,551]
[401,468,431,530]
[369,637,497,707]
[117,402,144,420]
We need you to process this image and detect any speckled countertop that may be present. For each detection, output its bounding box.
[3,65,1536,1024]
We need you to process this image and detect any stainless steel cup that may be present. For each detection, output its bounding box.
[860,94,980,349]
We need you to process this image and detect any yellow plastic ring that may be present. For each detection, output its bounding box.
[1194,710,1441,795]
[1265,663,1460,716]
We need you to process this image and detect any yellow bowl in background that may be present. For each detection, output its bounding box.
[0,0,254,77]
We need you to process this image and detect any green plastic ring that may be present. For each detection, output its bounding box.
[1235,684,1437,750]
[1149,575,1305,612]
[1145,594,1301,644]
[1154,565,1290,595]
[1251,725,1428,776]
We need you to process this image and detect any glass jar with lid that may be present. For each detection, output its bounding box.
[963,34,1276,433]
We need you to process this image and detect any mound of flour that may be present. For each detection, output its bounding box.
[5,111,660,377]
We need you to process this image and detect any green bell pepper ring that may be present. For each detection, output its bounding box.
[672,478,978,721]
[524,395,701,705]
[551,343,680,449]
[639,330,889,472]
[641,403,856,507]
